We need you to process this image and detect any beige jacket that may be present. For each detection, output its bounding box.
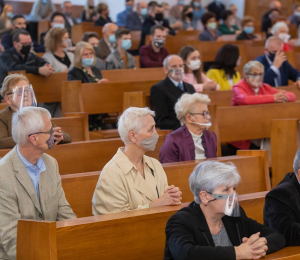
[92,148,168,215]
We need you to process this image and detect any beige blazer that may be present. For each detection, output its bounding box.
[0,147,76,260]
[92,148,168,215]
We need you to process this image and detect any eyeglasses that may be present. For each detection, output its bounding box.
[19,42,34,47]
[28,127,54,137]
[190,111,210,119]
[247,73,263,77]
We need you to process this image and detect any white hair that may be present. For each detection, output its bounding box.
[189,161,241,204]
[265,36,283,48]
[243,61,264,75]
[293,149,300,175]
[175,93,211,125]
[12,107,51,145]
[117,107,155,144]
[271,22,289,35]
[163,54,182,68]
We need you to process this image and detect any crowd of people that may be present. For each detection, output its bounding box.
[0,0,300,259]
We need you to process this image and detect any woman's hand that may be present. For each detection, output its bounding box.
[98,78,109,84]
[149,185,182,208]
[203,81,217,91]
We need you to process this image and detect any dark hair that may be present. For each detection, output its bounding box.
[179,45,202,83]
[82,31,99,42]
[12,14,25,23]
[12,29,29,42]
[181,5,192,20]
[221,10,233,21]
[115,28,131,39]
[50,11,65,22]
[211,44,239,78]
[150,25,165,35]
[201,12,216,27]
[148,1,158,7]
[293,3,300,10]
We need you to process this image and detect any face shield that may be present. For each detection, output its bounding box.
[247,74,264,88]
[207,192,240,217]
[12,84,37,110]
[168,68,184,82]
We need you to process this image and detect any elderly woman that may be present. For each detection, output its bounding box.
[218,10,240,35]
[199,12,223,41]
[236,16,257,41]
[164,161,286,260]
[92,107,182,215]
[160,93,217,163]
[0,73,71,149]
[271,21,294,51]
[0,4,13,37]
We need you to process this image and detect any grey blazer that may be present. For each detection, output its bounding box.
[0,147,76,260]
[105,50,136,70]
[42,51,74,72]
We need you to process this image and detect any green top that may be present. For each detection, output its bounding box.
[218,23,239,35]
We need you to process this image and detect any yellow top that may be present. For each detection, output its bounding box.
[206,69,241,91]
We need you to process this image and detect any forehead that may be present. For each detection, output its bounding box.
[53,15,64,21]
[10,79,29,90]
[168,56,183,65]
[15,18,25,23]
[88,37,98,41]
[64,2,72,7]
[19,34,31,41]
[154,29,166,35]
[82,48,93,54]
[192,102,208,111]
[250,67,263,73]
[140,114,155,128]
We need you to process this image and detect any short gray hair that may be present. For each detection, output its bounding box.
[12,107,51,145]
[293,149,300,175]
[265,36,283,48]
[163,55,182,68]
[175,93,211,125]
[271,21,289,35]
[189,161,241,204]
[117,107,155,144]
[243,61,264,75]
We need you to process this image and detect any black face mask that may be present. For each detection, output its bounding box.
[268,51,276,62]
[89,5,94,9]
[155,13,164,22]
[93,46,99,53]
[186,12,193,19]
[20,44,31,55]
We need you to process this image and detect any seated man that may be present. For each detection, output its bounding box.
[126,1,148,31]
[255,36,300,87]
[150,55,195,130]
[288,3,300,25]
[117,0,134,27]
[0,106,76,259]
[98,23,118,60]
[105,28,136,70]
[264,149,300,246]
[0,29,53,84]
[139,25,169,68]
[61,1,77,36]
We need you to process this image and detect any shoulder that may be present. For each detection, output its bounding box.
[151,79,166,90]
[0,107,13,123]
[140,44,151,52]
[99,157,124,181]
[41,153,57,168]
[203,130,217,140]
[207,69,220,76]
[266,178,296,202]
[255,55,266,63]
[42,51,54,58]
[0,149,16,176]
[166,202,198,227]
[66,52,74,59]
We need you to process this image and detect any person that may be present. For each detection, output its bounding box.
[98,23,118,59]
[191,0,205,26]
[255,36,300,88]
[288,3,300,25]
[160,93,217,163]
[236,16,257,41]
[0,106,77,259]
[126,1,148,31]
[105,28,136,70]
[0,29,53,85]
[264,149,300,246]
[179,45,220,92]
[61,1,78,36]
[164,160,286,260]
[150,55,196,130]
[140,3,175,47]
[218,10,240,35]
[181,5,196,30]
[117,0,134,27]
[261,2,281,37]
[0,73,72,148]
[139,25,168,68]
[81,0,97,22]
[232,61,296,106]
[162,1,183,30]
[28,0,56,21]
[94,3,112,26]
[92,106,182,215]
[199,12,223,41]
[229,4,242,30]
[169,0,185,21]
[207,0,225,21]
[207,44,241,91]
[0,4,13,38]
[271,22,294,51]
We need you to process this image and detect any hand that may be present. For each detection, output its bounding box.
[53,127,63,145]
[39,64,54,76]
[164,185,182,199]
[216,36,224,42]
[0,44,4,52]
[150,185,182,208]
[294,80,300,89]
[235,30,242,35]
[187,26,194,31]
[98,78,109,84]
[66,46,76,52]
[203,81,217,91]
[273,51,286,69]
[274,90,288,103]
[171,20,183,30]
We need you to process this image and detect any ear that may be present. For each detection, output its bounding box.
[242,72,248,79]
[150,35,153,42]
[28,135,38,146]
[163,66,169,75]
[199,191,209,205]
[185,114,193,124]
[4,95,11,105]
[264,48,269,55]
[128,130,136,143]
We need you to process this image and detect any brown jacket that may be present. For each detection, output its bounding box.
[0,106,72,149]
[98,38,115,60]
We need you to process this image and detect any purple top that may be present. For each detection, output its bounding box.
[159,125,217,163]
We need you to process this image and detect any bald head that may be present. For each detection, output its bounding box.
[163,55,183,69]
[270,0,282,10]
[163,55,184,82]
[102,23,118,41]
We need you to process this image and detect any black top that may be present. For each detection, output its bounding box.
[261,9,273,35]
[164,202,286,260]
[264,172,300,246]
[81,9,97,22]
[53,52,71,68]
[236,31,257,41]
[207,2,226,21]
[94,16,112,26]
[67,66,102,83]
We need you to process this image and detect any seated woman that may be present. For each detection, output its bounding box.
[218,10,240,35]
[207,44,241,91]
[81,0,97,22]
[199,12,223,41]
[271,21,294,51]
[0,73,71,149]
[181,5,196,31]
[160,93,217,163]
[92,107,182,214]
[236,16,257,41]
[179,45,220,92]
[0,5,13,38]
[164,160,286,260]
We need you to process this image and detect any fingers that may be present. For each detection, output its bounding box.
[248,232,260,245]
[242,237,248,243]
[164,185,175,192]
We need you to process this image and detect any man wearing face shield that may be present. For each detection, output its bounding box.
[164,161,286,260]
[150,55,195,130]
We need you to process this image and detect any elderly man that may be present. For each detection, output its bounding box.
[61,1,78,35]
[126,1,148,31]
[117,0,134,27]
[150,55,195,130]
[98,23,118,59]
[255,36,300,88]
[264,149,300,246]
[288,3,300,25]
[0,106,76,259]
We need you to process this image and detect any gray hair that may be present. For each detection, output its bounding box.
[271,21,289,35]
[163,55,182,68]
[293,149,300,175]
[243,61,264,75]
[175,93,211,125]
[117,107,155,144]
[12,107,51,145]
[265,36,283,48]
[189,161,241,204]
[0,74,29,97]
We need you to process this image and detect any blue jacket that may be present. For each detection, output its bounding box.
[126,12,142,31]
[117,9,132,27]
[255,54,300,87]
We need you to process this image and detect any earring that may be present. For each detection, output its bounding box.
[204,203,207,206]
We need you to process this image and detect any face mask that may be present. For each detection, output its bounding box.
[248,75,263,88]
[141,8,148,16]
[42,0,48,4]
[20,44,31,55]
[244,26,254,34]
[191,116,211,129]
[268,51,276,62]
[153,38,165,48]
[65,12,72,17]
[89,5,94,9]
[194,2,201,7]
[132,132,159,151]
[82,57,94,67]
[179,0,185,5]
[278,33,291,43]
[295,11,300,17]
[155,13,164,22]
[6,12,13,18]
[186,12,193,19]
[52,23,65,29]
[207,22,217,30]
[121,39,132,50]
[126,5,133,12]
[93,46,99,53]
[46,132,55,149]
[187,59,201,71]
[229,19,235,26]
[109,34,116,43]
[168,68,184,82]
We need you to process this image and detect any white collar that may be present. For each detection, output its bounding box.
[169,77,183,87]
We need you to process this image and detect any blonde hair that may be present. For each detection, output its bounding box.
[1,5,13,18]
[74,41,96,68]
[175,93,211,125]
[84,0,95,20]
[44,27,68,53]
[1,73,29,97]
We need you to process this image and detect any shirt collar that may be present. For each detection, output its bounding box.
[188,130,203,141]
[16,145,46,171]
[265,53,273,66]
[169,77,183,87]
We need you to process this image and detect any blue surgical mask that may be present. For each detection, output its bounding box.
[109,35,116,43]
[126,5,133,12]
[52,23,65,29]
[121,39,132,50]
[141,8,148,16]
[6,12,13,18]
[244,26,254,34]
[179,1,185,5]
[42,0,48,4]
[194,2,201,7]
[82,57,94,67]
[295,11,300,17]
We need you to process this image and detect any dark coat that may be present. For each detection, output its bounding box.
[39,29,48,47]
[126,11,143,31]
[64,16,77,36]
[67,66,102,83]
[264,172,300,246]
[164,202,286,260]
[236,31,257,41]
[207,2,225,21]
[150,77,195,130]
[94,16,112,26]
[81,10,97,22]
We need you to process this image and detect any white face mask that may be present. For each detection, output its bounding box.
[187,59,201,71]
[278,33,291,43]
[191,116,212,130]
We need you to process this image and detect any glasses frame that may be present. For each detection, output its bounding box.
[190,111,210,119]
[28,127,54,137]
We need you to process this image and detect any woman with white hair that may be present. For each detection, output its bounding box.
[92,107,182,215]
[160,93,217,163]
[164,160,286,260]
[271,21,294,51]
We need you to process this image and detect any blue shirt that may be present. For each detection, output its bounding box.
[117,8,132,27]
[17,146,46,201]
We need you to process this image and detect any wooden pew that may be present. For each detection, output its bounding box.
[37,20,50,44]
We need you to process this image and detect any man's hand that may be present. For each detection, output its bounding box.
[39,64,54,77]
[294,80,300,89]
[273,51,286,69]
